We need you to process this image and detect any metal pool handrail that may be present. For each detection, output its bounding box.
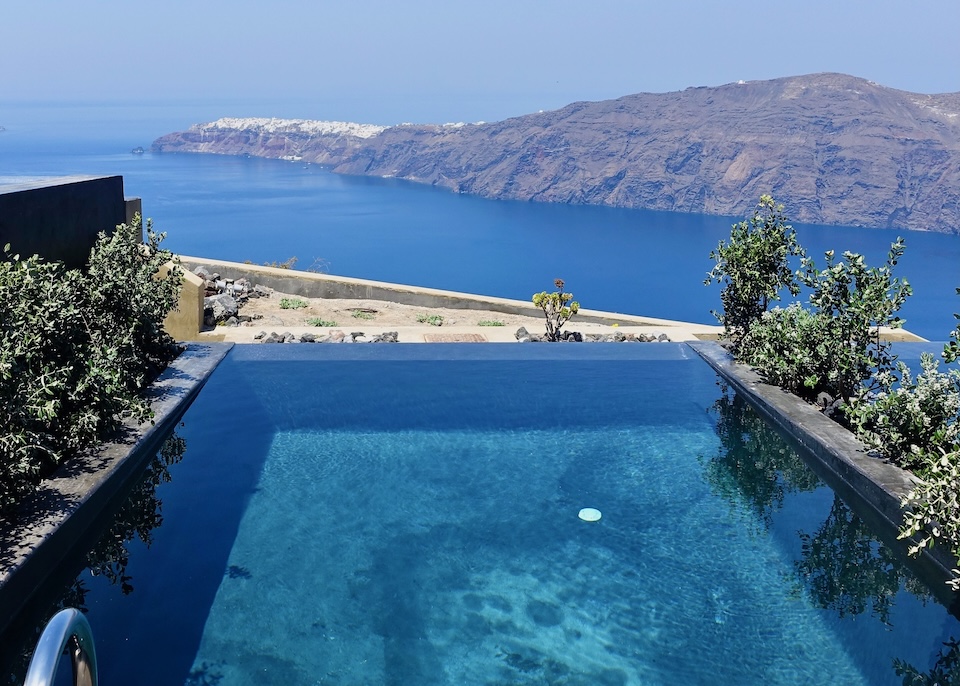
[23,608,98,686]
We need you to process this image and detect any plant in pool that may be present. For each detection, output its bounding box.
[417,313,444,326]
[478,320,504,327]
[352,309,376,320]
[279,297,308,310]
[307,317,338,327]
[532,279,579,341]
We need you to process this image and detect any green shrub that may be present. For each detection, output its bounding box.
[0,215,181,518]
[705,195,804,349]
[307,318,338,327]
[945,287,960,364]
[417,313,444,326]
[900,447,960,590]
[846,354,960,470]
[478,320,504,327]
[797,239,912,401]
[263,256,299,270]
[279,298,308,310]
[352,309,375,320]
[743,239,911,404]
[741,304,835,401]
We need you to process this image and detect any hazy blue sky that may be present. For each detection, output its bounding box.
[3,0,958,124]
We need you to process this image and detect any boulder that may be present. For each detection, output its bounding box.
[193,266,213,281]
[204,294,239,322]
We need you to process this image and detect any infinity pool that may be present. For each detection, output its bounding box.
[5,344,959,684]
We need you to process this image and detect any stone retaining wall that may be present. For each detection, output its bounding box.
[178,255,697,328]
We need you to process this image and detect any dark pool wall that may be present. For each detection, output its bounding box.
[0,176,140,269]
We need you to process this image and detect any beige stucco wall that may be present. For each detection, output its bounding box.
[158,263,204,341]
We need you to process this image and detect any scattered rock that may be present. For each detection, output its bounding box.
[515,326,543,342]
[817,391,844,419]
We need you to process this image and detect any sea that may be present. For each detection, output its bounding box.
[2,100,959,340]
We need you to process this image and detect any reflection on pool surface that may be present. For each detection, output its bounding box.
[5,344,959,685]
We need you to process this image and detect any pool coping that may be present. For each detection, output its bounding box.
[0,342,234,635]
[688,340,960,592]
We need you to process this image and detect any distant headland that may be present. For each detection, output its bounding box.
[153,73,960,234]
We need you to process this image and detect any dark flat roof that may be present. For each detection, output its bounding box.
[0,175,114,194]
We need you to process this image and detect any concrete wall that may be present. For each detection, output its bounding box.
[0,176,129,269]
[178,255,700,327]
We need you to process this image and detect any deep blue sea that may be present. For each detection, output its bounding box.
[2,101,959,339]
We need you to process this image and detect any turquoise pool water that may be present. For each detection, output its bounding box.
[5,344,959,684]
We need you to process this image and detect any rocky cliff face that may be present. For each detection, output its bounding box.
[153,74,960,234]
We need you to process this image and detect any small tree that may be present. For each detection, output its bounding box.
[705,195,804,349]
[533,279,579,341]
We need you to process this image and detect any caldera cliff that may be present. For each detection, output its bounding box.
[153,73,960,234]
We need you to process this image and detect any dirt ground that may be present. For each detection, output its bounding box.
[231,289,546,331]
